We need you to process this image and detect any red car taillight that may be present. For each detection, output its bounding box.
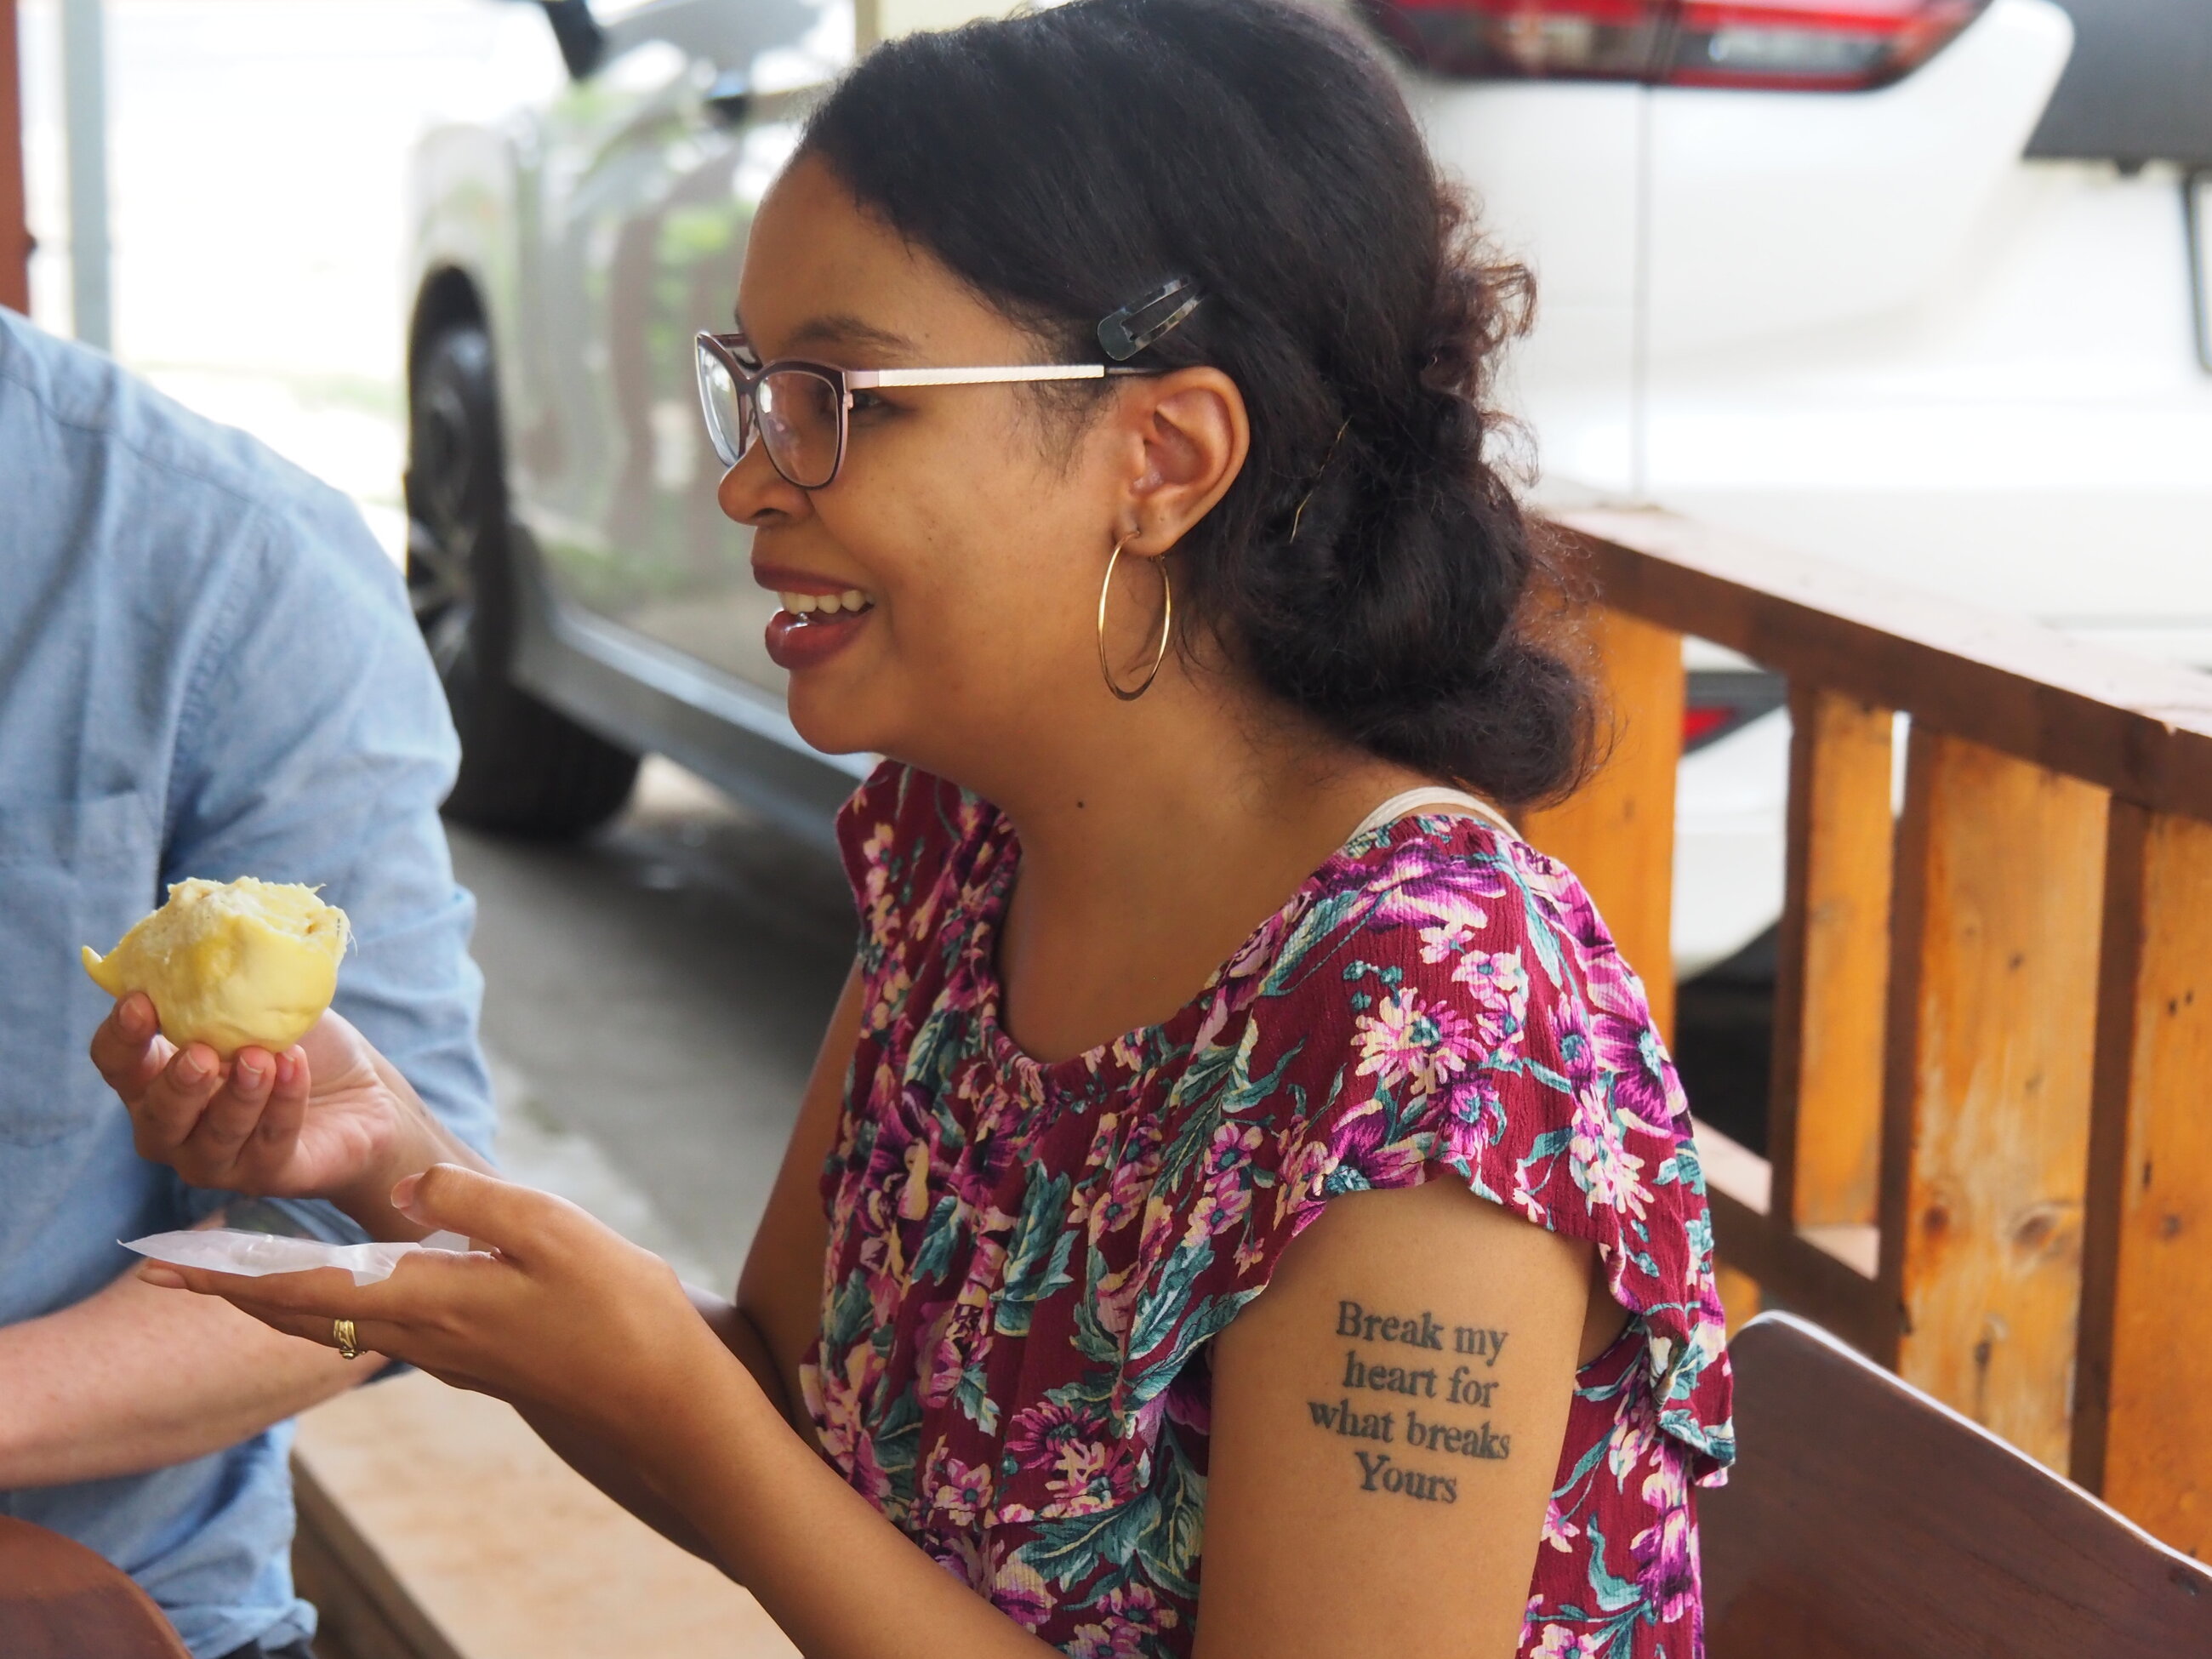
[1681,703,1739,747]
[1681,671,1787,751]
[1362,0,1992,90]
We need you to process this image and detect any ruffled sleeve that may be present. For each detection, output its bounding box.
[1106,817,1736,1482]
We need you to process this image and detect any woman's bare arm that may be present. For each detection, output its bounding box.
[1194,1180,1593,1659]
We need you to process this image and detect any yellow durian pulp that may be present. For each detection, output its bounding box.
[83,877,351,1057]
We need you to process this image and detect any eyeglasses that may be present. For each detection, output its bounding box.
[692,338,1154,489]
[694,278,1204,490]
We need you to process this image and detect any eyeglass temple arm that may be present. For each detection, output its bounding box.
[851,364,1149,390]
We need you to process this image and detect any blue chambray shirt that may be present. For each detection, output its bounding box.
[0,311,496,1657]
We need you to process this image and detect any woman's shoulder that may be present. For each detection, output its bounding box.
[1253,812,1634,1055]
[1259,812,1697,1218]
[1201,812,1731,1472]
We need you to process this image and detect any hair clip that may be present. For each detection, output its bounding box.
[1097,276,1203,362]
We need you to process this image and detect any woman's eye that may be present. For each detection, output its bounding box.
[848,390,889,415]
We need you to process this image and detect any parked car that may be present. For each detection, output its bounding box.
[403,0,2212,983]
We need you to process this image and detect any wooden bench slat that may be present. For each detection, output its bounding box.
[1880,729,2107,1467]
[1519,604,1684,1041]
[1769,685,1895,1231]
[0,1515,191,1659]
[2073,805,2212,1552]
[1549,509,2212,819]
[293,1371,798,1659]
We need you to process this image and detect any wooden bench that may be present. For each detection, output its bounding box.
[1703,1311,2212,1656]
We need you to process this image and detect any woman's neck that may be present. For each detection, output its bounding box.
[976,664,1428,1064]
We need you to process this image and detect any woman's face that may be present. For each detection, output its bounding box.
[720,152,1246,788]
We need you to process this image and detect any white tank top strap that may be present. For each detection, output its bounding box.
[1349,785,1518,843]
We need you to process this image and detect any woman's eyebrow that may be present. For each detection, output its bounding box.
[737,311,921,361]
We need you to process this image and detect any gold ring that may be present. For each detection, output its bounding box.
[333,1318,362,1361]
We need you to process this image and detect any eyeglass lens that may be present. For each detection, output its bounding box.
[696,344,749,469]
[694,340,843,489]
[755,369,841,488]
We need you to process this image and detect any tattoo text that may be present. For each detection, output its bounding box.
[1305,1300,1514,1504]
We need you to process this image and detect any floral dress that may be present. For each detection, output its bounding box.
[802,763,1736,1658]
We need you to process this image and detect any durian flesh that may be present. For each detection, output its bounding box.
[83,877,351,1058]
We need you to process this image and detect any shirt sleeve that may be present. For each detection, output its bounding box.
[163,482,495,1241]
[1108,821,1734,1478]
[1257,830,1734,1478]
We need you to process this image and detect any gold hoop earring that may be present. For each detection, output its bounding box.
[1096,539,1172,702]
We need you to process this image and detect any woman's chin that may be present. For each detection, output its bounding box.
[781,677,892,765]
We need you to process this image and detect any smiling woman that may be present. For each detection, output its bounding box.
[112,3,1734,1657]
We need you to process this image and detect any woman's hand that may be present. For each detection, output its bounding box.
[135,1164,729,1453]
[89,992,456,1226]
[145,1161,1067,1659]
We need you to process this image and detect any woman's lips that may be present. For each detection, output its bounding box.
[765,604,871,671]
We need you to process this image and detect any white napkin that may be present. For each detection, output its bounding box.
[122,1227,477,1286]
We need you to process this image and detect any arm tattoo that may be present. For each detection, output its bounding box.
[1303,1299,1514,1504]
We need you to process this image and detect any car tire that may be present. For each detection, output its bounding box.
[407,324,640,839]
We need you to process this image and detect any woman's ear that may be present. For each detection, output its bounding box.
[1118,367,1250,555]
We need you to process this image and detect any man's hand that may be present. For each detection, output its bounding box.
[91,993,432,1217]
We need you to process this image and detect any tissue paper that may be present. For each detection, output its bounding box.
[123,1228,476,1286]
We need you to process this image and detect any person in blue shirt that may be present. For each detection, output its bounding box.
[0,307,498,1659]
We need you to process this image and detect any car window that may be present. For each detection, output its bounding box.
[2026,0,2212,167]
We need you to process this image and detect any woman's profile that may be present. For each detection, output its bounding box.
[100,1,1735,1653]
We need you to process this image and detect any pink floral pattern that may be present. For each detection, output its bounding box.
[805,764,1735,1657]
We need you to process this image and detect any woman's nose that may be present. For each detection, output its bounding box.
[716,443,811,527]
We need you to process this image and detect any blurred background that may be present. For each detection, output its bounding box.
[19,3,553,558]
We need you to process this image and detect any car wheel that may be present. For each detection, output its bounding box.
[407,323,640,839]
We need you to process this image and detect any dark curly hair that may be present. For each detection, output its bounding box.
[801,0,1593,806]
